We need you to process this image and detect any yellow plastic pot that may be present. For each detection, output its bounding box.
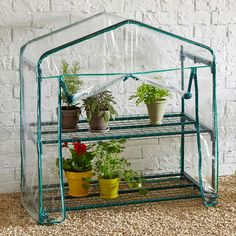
[99,177,120,199]
[65,170,92,197]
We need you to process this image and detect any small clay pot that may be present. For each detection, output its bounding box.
[60,106,81,130]
[89,110,110,132]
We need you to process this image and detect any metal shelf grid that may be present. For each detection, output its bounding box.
[32,113,213,145]
[42,174,201,214]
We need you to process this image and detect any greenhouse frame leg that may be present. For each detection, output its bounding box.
[36,72,67,224]
[190,67,217,206]
[191,67,205,205]
[180,45,185,175]
[36,69,45,224]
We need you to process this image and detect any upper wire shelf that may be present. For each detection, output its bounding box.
[31,113,213,145]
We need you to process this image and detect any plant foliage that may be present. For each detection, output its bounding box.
[92,139,127,179]
[56,142,95,172]
[60,59,83,106]
[129,83,171,105]
[83,90,118,122]
[92,139,146,193]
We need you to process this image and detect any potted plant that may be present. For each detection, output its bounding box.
[129,83,171,125]
[83,90,117,132]
[56,142,95,197]
[92,139,144,199]
[60,59,83,130]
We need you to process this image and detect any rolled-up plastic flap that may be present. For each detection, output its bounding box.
[72,73,189,105]
[134,74,187,98]
[72,75,125,104]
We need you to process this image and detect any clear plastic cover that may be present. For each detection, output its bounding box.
[20,12,218,223]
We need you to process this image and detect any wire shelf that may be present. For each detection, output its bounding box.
[42,174,201,213]
[30,113,213,144]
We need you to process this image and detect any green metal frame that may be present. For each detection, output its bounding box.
[19,16,218,225]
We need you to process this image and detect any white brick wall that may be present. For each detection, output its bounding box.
[0,0,235,193]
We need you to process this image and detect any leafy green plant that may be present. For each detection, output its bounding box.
[83,90,118,122]
[129,83,171,105]
[92,139,146,193]
[92,139,127,179]
[56,142,95,172]
[60,59,83,106]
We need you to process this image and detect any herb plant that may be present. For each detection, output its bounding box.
[83,90,118,122]
[60,60,83,106]
[129,83,171,105]
[92,139,146,193]
[92,139,127,179]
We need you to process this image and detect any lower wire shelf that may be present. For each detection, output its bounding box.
[43,174,202,213]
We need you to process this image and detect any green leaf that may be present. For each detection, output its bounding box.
[103,111,110,123]
[82,177,91,183]
[70,148,78,160]
[63,160,72,170]
[82,184,90,190]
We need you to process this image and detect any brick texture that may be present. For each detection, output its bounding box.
[0,0,235,193]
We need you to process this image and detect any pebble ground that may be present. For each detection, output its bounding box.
[0,176,235,236]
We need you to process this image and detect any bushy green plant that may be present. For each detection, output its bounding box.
[60,60,83,106]
[92,139,146,192]
[129,83,171,105]
[92,139,127,179]
[83,90,118,122]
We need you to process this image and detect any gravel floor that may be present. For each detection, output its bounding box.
[0,176,235,236]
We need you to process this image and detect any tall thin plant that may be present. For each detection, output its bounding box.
[60,59,83,107]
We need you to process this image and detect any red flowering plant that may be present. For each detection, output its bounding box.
[56,142,95,172]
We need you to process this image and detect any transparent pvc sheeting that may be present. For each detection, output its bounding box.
[20,12,218,223]
[71,69,215,190]
[39,21,213,78]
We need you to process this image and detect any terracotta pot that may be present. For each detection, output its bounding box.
[146,100,166,125]
[60,106,81,130]
[65,170,92,197]
[89,110,110,132]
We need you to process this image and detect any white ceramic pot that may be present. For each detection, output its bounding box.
[146,100,166,125]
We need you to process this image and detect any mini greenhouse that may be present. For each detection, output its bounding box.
[20,12,219,224]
